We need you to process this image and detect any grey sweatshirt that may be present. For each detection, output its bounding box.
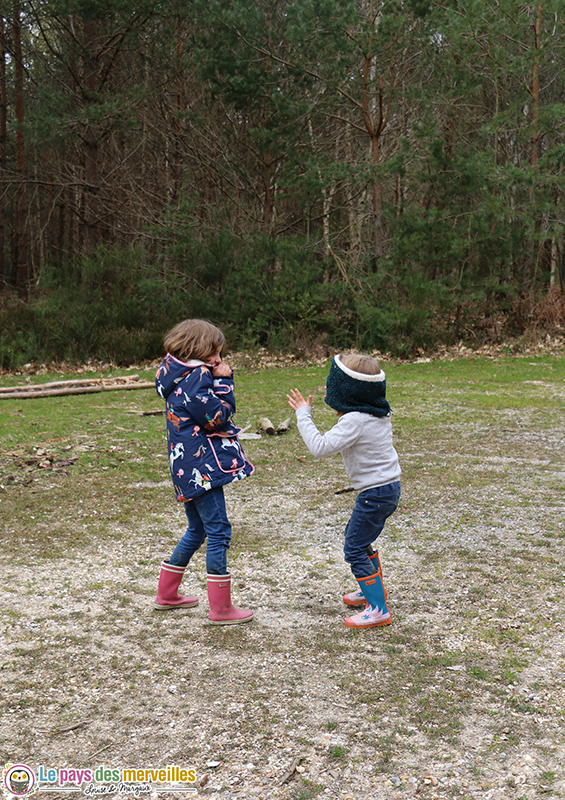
[295,407,401,491]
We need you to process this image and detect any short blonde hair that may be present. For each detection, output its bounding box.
[339,353,381,375]
[164,319,225,361]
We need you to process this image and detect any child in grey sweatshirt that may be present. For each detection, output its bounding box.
[288,353,401,630]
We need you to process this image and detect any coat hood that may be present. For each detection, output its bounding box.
[155,354,209,400]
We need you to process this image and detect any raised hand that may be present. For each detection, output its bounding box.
[287,388,312,411]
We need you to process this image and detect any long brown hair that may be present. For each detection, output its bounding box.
[164,319,225,361]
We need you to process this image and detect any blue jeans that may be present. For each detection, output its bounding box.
[168,487,232,575]
[343,482,401,579]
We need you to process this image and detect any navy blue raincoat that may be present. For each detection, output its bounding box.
[155,354,254,502]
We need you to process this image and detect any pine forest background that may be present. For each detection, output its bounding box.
[1,0,564,367]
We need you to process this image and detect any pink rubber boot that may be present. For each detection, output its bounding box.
[154,562,199,610]
[343,587,367,607]
[343,550,388,607]
[207,574,253,625]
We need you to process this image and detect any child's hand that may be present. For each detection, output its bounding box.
[212,361,232,378]
[287,388,312,411]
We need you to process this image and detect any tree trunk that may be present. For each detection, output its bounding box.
[361,22,392,268]
[530,2,543,169]
[371,132,383,263]
[81,19,100,253]
[12,0,28,295]
[172,16,184,207]
[524,2,544,286]
[263,150,273,230]
[549,239,557,288]
[0,14,7,286]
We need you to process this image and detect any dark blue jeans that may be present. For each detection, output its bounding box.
[168,487,232,575]
[343,481,401,579]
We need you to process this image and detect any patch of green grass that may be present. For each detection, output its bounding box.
[540,770,555,783]
[329,744,348,759]
[372,733,396,769]
[292,779,325,799]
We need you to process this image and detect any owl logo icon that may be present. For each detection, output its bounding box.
[2,765,37,798]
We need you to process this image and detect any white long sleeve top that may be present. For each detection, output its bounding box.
[295,407,401,491]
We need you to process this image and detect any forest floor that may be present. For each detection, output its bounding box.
[0,346,564,800]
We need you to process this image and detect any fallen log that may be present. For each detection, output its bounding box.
[0,374,143,394]
[257,417,276,435]
[276,417,292,434]
[0,375,154,400]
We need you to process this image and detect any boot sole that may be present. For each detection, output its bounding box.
[344,616,392,629]
[208,615,253,625]
[153,601,199,610]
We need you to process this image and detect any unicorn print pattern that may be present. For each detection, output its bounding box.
[155,353,254,502]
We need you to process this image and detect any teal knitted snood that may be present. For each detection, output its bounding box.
[324,355,392,418]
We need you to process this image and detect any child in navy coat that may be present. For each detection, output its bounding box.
[154,319,254,624]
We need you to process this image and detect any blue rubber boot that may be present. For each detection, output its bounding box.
[344,570,391,629]
[343,550,387,607]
